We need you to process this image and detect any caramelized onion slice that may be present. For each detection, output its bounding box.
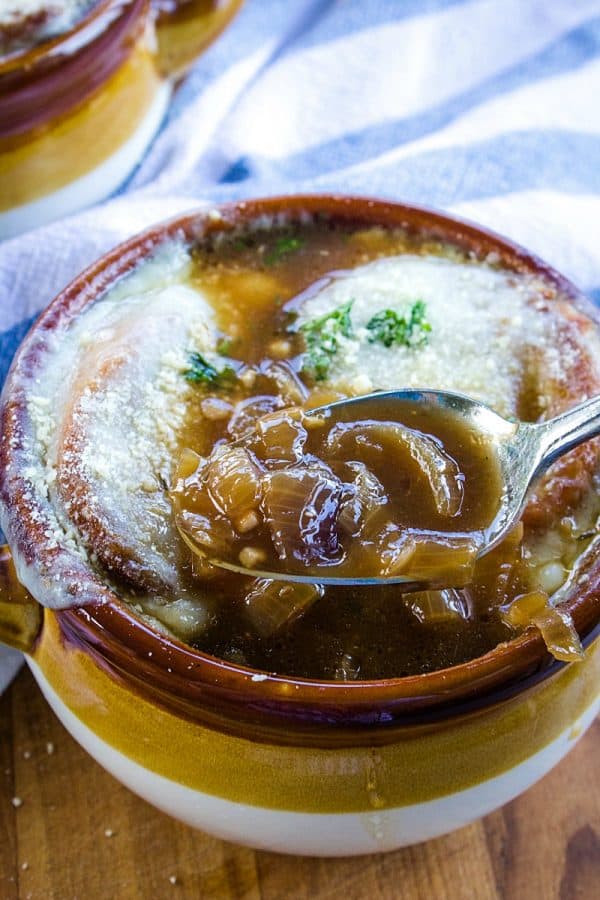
[252,408,309,464]
[227,395,285,441]
[263,360,308,405]
[244,579,322,636]
[406,535,478,586]
[368,524,478,585]
[338,461,388,538]
[503,590,584,662]
[142,596,211,641]
[535,610,585,663]
[262,463,350,565]
[471,522,525,605]
[206,446,263,525]
[406,589,472,624]
[327,420,463,517]
[366,523,417,577]
[172,455,234,560]
[176,506,238,560]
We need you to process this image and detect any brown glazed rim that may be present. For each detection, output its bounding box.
[2,194,600,742]
[0,0,147,140]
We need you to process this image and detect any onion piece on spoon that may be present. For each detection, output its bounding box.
[327,420,464,517]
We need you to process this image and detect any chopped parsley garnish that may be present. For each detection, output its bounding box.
[185,352,236,387]
[366,301,431,348]
[298,300,354,381]
[264,236,304,266]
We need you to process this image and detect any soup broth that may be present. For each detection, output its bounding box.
[23,213,600,679]
[149,222,597,676]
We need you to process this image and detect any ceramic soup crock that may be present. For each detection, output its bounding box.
[0,0,243,239]
[0,196,598,856]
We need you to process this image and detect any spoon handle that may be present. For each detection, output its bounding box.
[535,394,600,470]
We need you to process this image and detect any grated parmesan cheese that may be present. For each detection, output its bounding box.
[297,255,563,418]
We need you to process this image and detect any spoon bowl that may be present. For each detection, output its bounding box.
[199,389,600,586]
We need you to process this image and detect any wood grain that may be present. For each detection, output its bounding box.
[1,668,598,900]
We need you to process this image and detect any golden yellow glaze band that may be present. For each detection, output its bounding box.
[0,44,161,211]
[33,611,600,813]
[156,0,245,79]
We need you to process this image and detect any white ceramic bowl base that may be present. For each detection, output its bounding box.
[28,659,600,857]
[0,83,170,240]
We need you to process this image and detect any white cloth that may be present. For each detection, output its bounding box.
[1,0,599,691]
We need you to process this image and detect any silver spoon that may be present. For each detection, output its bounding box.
[196,389,600,587]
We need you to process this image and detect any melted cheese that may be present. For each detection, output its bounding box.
[298,255,566,418]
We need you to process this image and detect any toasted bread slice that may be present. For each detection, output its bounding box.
[55,284,215,593]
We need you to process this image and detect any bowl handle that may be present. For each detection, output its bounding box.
[0,545,42,653]
[153,0,243,79]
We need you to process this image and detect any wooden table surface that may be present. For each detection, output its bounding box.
[1,668,598,900]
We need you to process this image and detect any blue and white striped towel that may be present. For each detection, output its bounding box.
[1,0,599,690]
